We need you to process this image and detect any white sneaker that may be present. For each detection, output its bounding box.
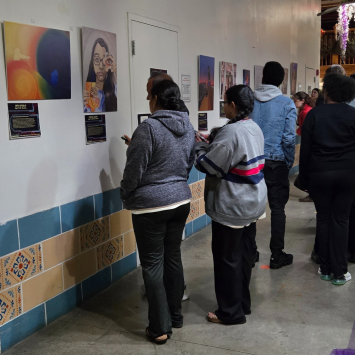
[141,284,189,301]
[344,272,352,281]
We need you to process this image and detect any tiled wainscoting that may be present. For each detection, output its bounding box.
[289,138,300,176]
[0,166,209,352]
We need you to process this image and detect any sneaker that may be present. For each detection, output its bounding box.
[299,196,313,202]
[311,249,321,264]
[318,267,333,281]
[182,285,189,301]
[270,251,293,269]
[348,253,355,263]
[252,251,260,268]
[142,284,189,301]
[332,272,352,286]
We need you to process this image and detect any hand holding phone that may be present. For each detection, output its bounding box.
[121,135,131,146]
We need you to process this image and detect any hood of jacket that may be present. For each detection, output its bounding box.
[150,110,191,136]
[254,84,283,102]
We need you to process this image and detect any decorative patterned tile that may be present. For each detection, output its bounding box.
[187,201,200,223]
[293,155,299,167]
[97,236,123,270]
[193,181,204,200]
[0,245,42,291]
[80,217,110,252]
[0,285,22,326]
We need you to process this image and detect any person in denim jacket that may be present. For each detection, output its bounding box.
[250,61,297,269]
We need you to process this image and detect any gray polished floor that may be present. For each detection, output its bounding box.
[5,176,355,354]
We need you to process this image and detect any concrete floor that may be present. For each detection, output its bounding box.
[5,176,355,355]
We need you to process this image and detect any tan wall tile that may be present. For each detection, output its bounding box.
[295,144,301,155]
[23,265,63,312]
[187,201,200,223]
[0,244,42,292]
[97,236,123,270]
[0,285,22,325]
[193,181,204,200]
[124,230,136,256]
[189,183,194,200]
[110,210,133,238]
[63,249,96,290]
[80,217,110,252]
[293,154,300,167]
[42,229,80,270]
[199,199,206,216]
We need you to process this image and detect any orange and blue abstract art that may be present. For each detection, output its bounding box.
[4,21,71,100]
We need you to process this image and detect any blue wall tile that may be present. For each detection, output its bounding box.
[296,136,301,145]
[112,252,137,282]
[193,215,207,234]
[289,165,299,176]
[94,188,122,219]
[206,215,212,225]
[188,166,199,185]
[185,222,193,238]
[198,171,206,181]
[18,208,60,249]
[82,267,111,301]
[0,220,19,257]
[61,196,94,233]
[46,285,82,324]
[0,304,46,352]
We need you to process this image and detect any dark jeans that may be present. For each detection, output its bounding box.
[132,203,190,338]
[263,160,290,254]
[310,170,355,276]
[212,221,256,324]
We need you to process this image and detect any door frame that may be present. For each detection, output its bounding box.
[305,65,317,91]
[127,13,181,134]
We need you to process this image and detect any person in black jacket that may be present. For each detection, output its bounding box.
[299,73,355,285]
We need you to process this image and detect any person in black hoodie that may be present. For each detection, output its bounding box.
[299,73,355,285]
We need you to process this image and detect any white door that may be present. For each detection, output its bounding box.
[127,15,180,265]
[129,15,179,133]
[305,67,317,95]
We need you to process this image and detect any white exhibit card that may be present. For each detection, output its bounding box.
[181,74,191,102]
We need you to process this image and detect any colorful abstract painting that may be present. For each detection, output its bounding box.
[219,62,237,99]
[4,21,71,101]
[243,70,251,87]
[198,55,215,111]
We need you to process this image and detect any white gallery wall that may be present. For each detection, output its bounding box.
[0,0,321,223]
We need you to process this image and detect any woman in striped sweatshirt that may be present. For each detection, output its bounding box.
[195,85,267,325]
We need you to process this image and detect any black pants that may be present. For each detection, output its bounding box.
[263,160,290,254]
[212,221,255,324]
[132,203,190,338]
[349,199,355,254]
[310,170,355,276]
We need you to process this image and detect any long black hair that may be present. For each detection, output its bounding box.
[86,38,117,111]
[209,85,254,142]
[150,80,187,112]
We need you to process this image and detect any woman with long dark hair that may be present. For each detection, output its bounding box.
[121,80,195,344]
[293,91,315,136]
[299,73,355,285]
[84,37,117,112]
[195,85,267,324]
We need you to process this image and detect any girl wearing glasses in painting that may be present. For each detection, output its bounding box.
[84,38,117,112]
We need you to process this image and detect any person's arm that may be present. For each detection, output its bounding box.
[281,103,297,168]
[195,139,234,177]
[120,123,153,200]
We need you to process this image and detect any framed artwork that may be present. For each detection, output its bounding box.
[4,21,71,100]
[82,27,117,113]
[219,61,237,99]
[290,63,298,95]
[281,68,289,95]
[254,65,264,90]
[243,70,251,87]
[198,55,215,111]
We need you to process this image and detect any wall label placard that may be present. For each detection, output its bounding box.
[8,103,41,139]
[181,74,191,102]
[198,113,208,131]
[85,114,106,144]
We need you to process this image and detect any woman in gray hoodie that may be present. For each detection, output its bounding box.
[195,85,267,325]
[121,80,195,344]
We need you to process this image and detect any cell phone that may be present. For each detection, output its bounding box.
[121,136,128,142]
[194,131,208,143]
